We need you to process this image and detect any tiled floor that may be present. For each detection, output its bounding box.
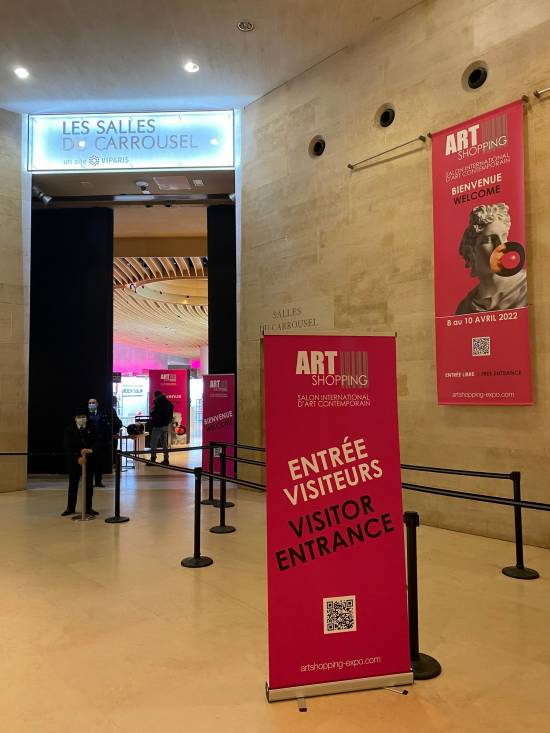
[1,463,550,732]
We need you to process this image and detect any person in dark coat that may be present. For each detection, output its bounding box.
[87,397,110,487]
[62,408,100,516]
[150,390,174,465]
[112,395,123,465]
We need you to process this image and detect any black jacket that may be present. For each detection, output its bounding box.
[87,410,111,445]
[64,420,101,468]
[112,408,123,434]
[151,395,174,428]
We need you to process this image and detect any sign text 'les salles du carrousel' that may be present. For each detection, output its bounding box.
[28,111,234,172]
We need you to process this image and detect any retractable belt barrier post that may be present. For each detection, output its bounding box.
[403,511,442,680]
[105,450,130,524]
[502,471,539,580]
[402,463,542,581]
[72,449,94,523]
[213,443,235,509]
[210,446,235,534]
[181,467,214,568]
[201,442,216,506]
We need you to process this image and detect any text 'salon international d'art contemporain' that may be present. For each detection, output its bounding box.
[263,335,412,701]
[432,100,532,405]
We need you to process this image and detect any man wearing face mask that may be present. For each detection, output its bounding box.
[62,408,99,516]
[87,397,110,487]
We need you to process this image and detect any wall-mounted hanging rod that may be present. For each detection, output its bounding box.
[347,135,427,171]
[534,87,550,98]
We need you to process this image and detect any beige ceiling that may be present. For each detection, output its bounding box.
[114,291,208,357]
[1,1,420,113]
[114,255,208,356]
[114,206,207,238]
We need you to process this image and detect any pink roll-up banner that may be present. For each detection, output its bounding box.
[432,100,532,405]
[263,335,412,702]
[202,374,235,477]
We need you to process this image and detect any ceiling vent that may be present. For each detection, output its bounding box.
[153,175,191,191]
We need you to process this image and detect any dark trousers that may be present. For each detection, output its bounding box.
[94,464,103,486]
[150,425,169,461]
[93,446,111,485]
[67,459,94,512]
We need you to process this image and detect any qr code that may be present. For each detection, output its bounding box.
[472,336,491,357]
[323,595,356,635]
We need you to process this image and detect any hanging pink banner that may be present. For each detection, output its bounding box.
[432,100,532,405]
[264,335,411,701]
[148,369,189,432]
[201,374,235,477]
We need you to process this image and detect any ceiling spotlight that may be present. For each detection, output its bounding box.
[209,138,220,146]
[237,20,255,32]
[14,66,30,79]
[183,60,200,73]
[135,180,151,194]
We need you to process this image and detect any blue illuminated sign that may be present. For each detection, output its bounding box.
[28,110,234,172]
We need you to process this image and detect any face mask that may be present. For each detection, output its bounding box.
[75,417,87,428]
[88,402,98,412]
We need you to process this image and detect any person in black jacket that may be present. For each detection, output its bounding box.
[62,408,100,516]
[150,390,174,465]
[112,395,123,465]
[87,397,110,487]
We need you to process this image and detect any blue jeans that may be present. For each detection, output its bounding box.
[150,425,169,461]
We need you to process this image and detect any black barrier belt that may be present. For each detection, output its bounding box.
[219,455,266,467]
[0,452,68,457]
[402,482,550,512]
[194,473,550,511]
[201,471,265,492]
[0,445,212,457]
[119,445,213,453]
[402,463,512,480]
[211,441,266,453]
[117,451,195,474]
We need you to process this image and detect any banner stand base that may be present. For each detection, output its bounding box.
[265,671,413,703]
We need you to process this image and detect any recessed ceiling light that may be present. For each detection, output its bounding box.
[183,60,200,73]
[210,138,220,146]
[237,20,255,32]
[14,67,30,79]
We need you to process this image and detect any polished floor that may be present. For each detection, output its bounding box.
[1,461,550,732]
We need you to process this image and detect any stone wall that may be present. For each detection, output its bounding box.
[0,109,29,491]
[239,0,550,546]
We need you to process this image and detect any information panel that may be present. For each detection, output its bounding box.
[201,374,235,478]
[264,335,411,701]
[29,110,234,172]
[432,100,532,405]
